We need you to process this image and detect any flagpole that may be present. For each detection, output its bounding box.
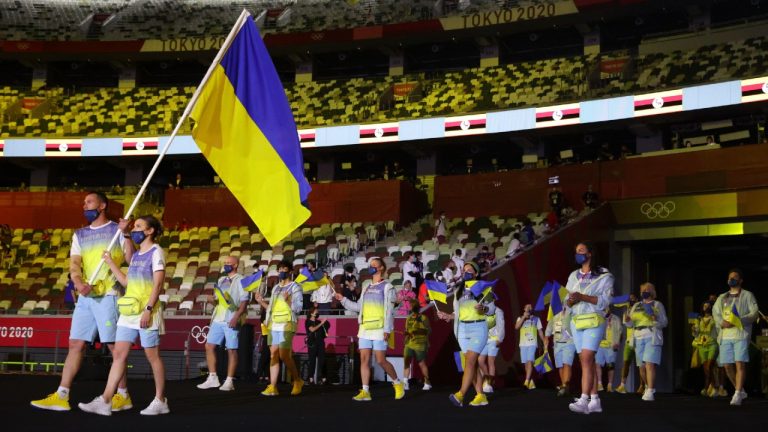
[88,9,252,285]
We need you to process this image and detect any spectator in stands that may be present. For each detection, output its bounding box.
[254,260,304,397]
[434,211,447,244]
[334,257,404,401]
[582,185,599,210]
[382,165,390,180]
[308,260,333,314]
[305,306,330,385]
[32,191,134,413]
[403,299,432,391]
[403,252,418,289]
[521,218,536,246]
[413,251,425,287]
[546,211,559,233]
[342,264,360,303]
[707,135,717,146]
[452,249,465,272]
[79,215,168,416]
[598,143,615,161]
[197,256,250,392]
[395,281,416,316]
[712,269,759,406]
[548,186,564,222]
[620,144,633,159]
[474,246,495,274]
[63,273,76,311]
[684,140,693,148]
[18,181,27,191]
[442,259,460,285]
[391,161,405,179]
[516,304,544,389]
[168,173,183,189]
[566,241,614,414]
[505,233,522,258]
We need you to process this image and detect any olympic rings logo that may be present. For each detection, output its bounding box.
[640,201,676,219]
[190,325,209,344]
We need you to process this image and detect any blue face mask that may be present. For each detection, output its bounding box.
[278,271,288,280]
[463,272,474,281]
[575,253,588,265]
[728,278,739,287]
[83,209,100,223]
[223,265,234,274]
[641,291,651,299]
[368,266,378,275]
[130,230,146,245]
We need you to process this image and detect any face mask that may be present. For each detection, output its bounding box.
[130,230,146,245]
[463,272,474,281]
[641,291,651,300]
[278,271,288,280]
[575,253,588,265]
[83,209,100,223]
[728,278,739,288]
[223,265,234,274]
[368,266,378,275]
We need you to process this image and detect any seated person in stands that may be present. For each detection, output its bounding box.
[684,140,693,148]
[391,161,405,179]
[342,264,359,301]
[582,185,599,210]
[706,135,717,146]
[505,233,522,258]
[521,219,536,246]
[474,246,495,273]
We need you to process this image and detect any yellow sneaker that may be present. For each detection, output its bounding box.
[393,382,405,400]
[718,387,728,398]
[111,393,133,412]
[707,385,716,398]
[449,391,464,407]
[469,393,489,407]
[353,389,372,402]
[261,385,279,397]
[615,384,627,394]
[597,383,604,392]
[291,380,304,396]
[527,381,536,390]
[607,384,614,393]
[31,392,71,412]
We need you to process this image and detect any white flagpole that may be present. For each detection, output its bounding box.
[88,9,252,285]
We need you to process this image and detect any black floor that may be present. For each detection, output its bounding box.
[4,375,766,431]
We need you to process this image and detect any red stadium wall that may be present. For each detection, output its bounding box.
[434,144,768,217]
[0,192,124,229]
[163,180,428,228]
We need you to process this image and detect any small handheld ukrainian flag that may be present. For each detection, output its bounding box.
[240,270,264,293]
[425,279,448,304]
[213,285,236,311]
[534,351,554,374]
[611,294,630,308]
[534,281,553,312]
[724,302,743,330]
[294,267,330,293]
[467,279,498,301]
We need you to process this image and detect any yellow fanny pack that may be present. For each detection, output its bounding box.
[362,317,384,330]
[573,313,603,330]
[117,296,142,316]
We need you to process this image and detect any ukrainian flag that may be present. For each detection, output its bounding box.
[534,352,554,374]
[294,267,330,293]
[547,283,564,321]
[611,294,630,308]
[467,279,498,301]
[241,270,264,293]
[724,302,743,330]
[190,13,311,246]
[425,279,448,304]
[534,281,553,312]
[454,351,465,373]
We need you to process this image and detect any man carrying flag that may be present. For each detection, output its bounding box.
[197,256,251,392]
[712,269,759,406]
[189,11,311,246]
[515,303,545,389]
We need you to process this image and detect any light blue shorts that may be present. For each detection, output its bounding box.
[596,347,617,366]
[570,321,606,354]
[358,338,388,351]
[635,337,662,365]
[481,339,500,357]
[457,321,488,354]
[70,295,118,343]
[519,345,536,363]
[554,342,576,368]
[207,321,240,350]
[719,339,749,364]
[115,325,160,348]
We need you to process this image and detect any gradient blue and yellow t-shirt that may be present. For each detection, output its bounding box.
[71,221,125,297]
[117,245,165,331]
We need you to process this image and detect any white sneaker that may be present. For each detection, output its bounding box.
[140,398,170,415]
[403,380,410,391]
[422,383,432,391]
[587,397,602,413]
[78,396,112,416]
[740,390,748,400]
[568,397,590,414]
[482,383,494,394]
[197,375,221,390]
[219,379,235,392]
[730,391,744,406]
[642,389,655,401]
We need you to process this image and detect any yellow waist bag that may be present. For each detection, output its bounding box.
[117,297,142,316]
[362,317,384,330]
[573,313,603,330]
[271,297,292,323]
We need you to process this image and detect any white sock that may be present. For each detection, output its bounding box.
[591,394,599,400]
[57,386,69,398]
[580,393,589,400]
[362,385,370,392]
[117,387,128,397]
[392,379,400,385]
[209,372,218,378]
[224,376,233,382]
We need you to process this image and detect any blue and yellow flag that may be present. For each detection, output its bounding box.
[213,285,235,311]
[534,351,554,374]
[294,267,330,293]
[548,282,565,321]
[611,294,630,308]
[425,279,448,304]
[190,14,311,246]
[467,279,498,301]
[241,270,264,292]
[725,303,743,330]
[534,281,553,312]
[454,351,465,373]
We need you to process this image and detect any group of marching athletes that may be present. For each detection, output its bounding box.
[30,192,760,416]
